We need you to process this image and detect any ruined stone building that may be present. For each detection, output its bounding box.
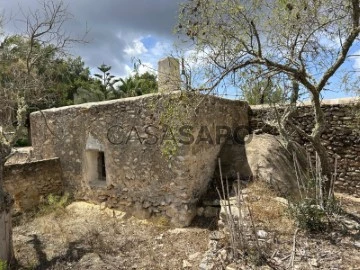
[4,57,360,227]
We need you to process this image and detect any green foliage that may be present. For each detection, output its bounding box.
[288,152,343,233]
[14,137,30,147]
[74,67,158,104]
[289,198,327,232]
[117,72,158,98]
[0,259,7,270]
[94,64,120,100]
[45,57,100,107]
[152,92,198,159]
[177,0,360,106]
[242,77,286,105]
[73,86,105,104]
[0,35,98,108]
[288,173,342,233]
[37,192,70,217]
[288,195,342,233]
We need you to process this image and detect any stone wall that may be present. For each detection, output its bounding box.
[249,98,360,197]
[4,158,64,211]
[30,92,249,226]
[5,147,35,165]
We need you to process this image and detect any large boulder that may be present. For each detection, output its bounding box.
[244,134,305,196]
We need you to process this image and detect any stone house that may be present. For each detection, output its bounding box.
[25,58,249,226]
[28,91,249,226]
[3,57,360,227]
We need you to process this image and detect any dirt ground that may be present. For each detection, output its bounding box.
[12,202,210,270]
[10,189,360,270]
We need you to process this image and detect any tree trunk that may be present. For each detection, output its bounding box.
[0,196,13,265]
[312,138,332,196]
[278,83,332,200]
[0,147,14,266]
[311,93,332,199]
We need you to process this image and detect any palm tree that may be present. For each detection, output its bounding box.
[117,76,138,98]
[117,72,158,98]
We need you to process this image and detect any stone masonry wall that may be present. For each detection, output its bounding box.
[249,98,360,197]
[4,158,64,211]
[30,92,249,226]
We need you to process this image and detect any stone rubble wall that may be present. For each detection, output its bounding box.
[30,92,249,226]
[249,98,360,197]
[5,147,35,165]
[4,158,64,211]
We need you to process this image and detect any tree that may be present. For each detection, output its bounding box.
[238,67,287,105]
[135,72,158,95]
[0,0,86,265]
[94,64,120,99]
[0,36,95,108]
[74,67,158,103]
[178,0,360,198]
[45,56,100,106]
[74,64,120,103]
[117,72,158,98]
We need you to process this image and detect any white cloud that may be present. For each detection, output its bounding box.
[183,47,211,73]
[121,39,173,78]
[123,61,155,78]
[124,39,148,57]
[124,65,133,77]
[137,62,155,75]
[150,41,172,57]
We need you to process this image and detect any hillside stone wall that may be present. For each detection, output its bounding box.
[4,158,63,211]
[250,98,360,197]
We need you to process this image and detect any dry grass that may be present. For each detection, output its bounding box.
[12,201,210,270]
[246,181,295,235]
[148,215,171,227]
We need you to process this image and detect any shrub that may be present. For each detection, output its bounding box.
[289,152,342,233]
[0,260,7,270]
[37,192,71,217]
[288,199,327,232]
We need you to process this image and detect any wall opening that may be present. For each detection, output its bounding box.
[86,150,107,186]
[97,151,106,181]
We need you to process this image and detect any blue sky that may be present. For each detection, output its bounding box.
[0,0,358,99]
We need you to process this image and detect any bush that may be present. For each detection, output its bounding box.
[289,152,342,233]
[37,192,71,216]
[289,199,327,232]
[0,260,7,270]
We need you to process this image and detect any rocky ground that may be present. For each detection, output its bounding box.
[10,183,360,270]
[199,187,360,270]
[12,202,210,270]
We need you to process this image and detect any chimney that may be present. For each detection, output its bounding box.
[158,57,181,93]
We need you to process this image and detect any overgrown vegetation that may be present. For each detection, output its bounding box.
[288,153,342,232]
[37,193,71,217]
[149,91,201,159]
[216,159,267,266]
[0,259,7,270]
[13,193,71,227]
[177,0,360,203]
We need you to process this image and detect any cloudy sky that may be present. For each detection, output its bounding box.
[0,0,181,77]
[0,0,358,98]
